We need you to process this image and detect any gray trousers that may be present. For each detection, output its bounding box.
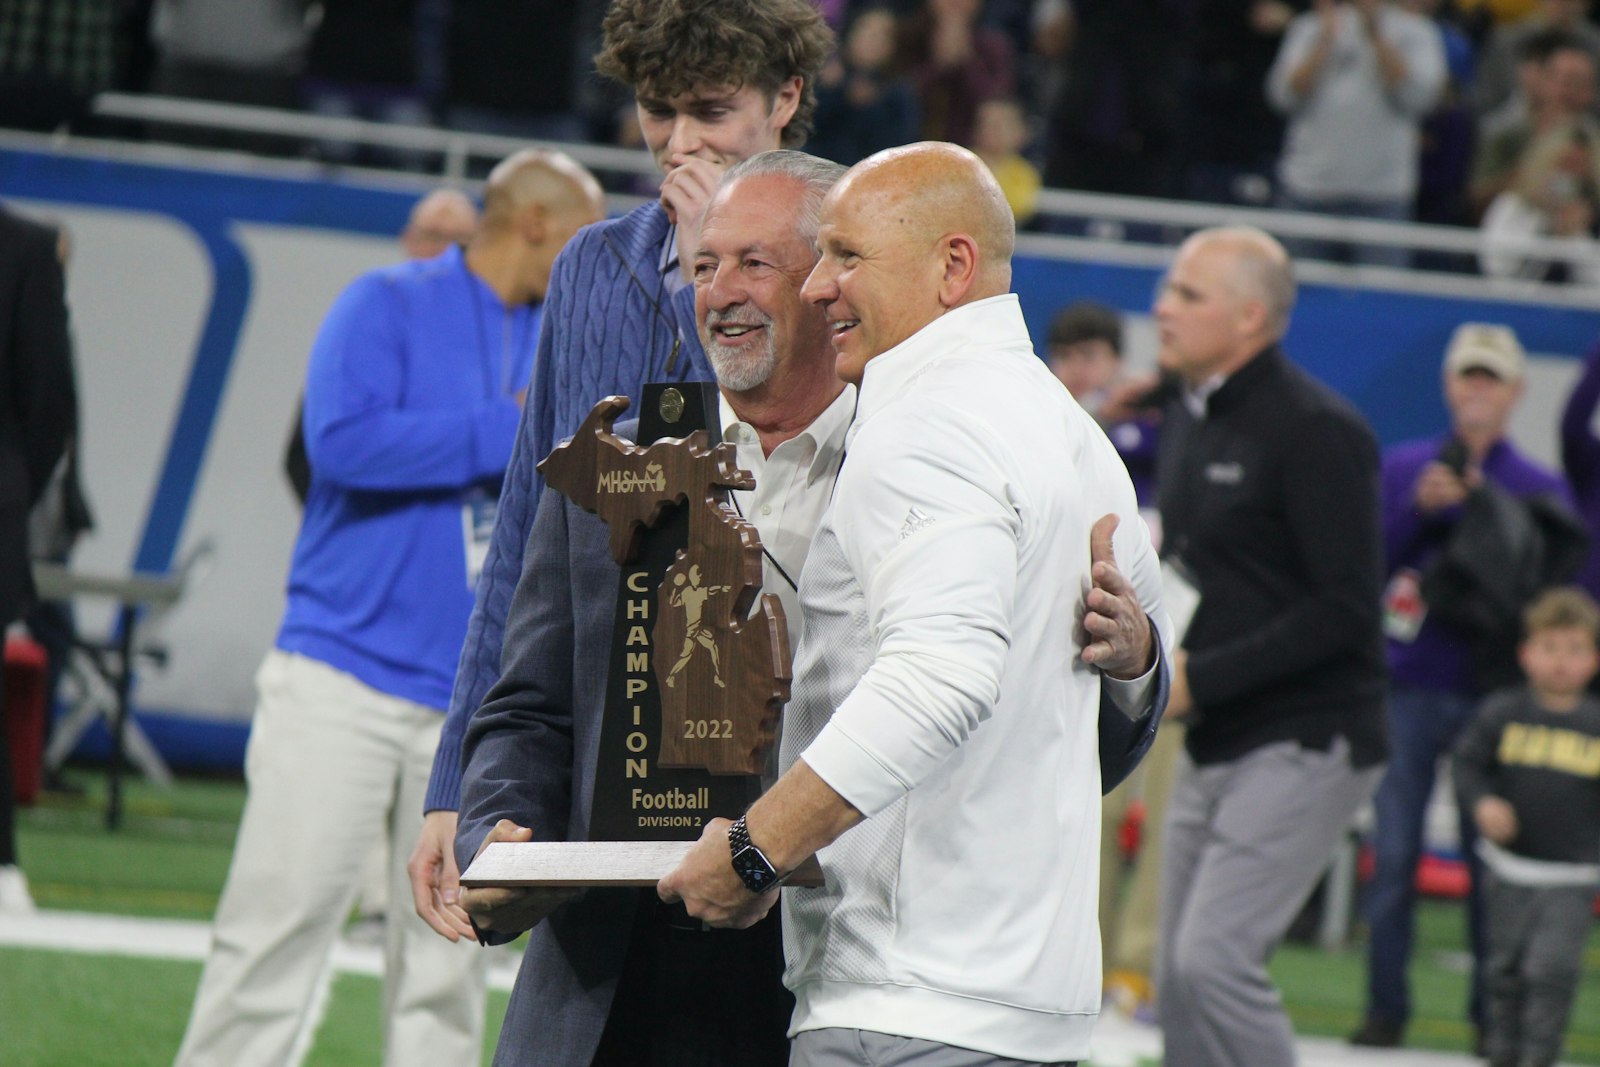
[790,1029,1075,1066]
[1157,739,1382,1067]
[1482,873,1595,1067]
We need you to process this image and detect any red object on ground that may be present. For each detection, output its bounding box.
[1357,842,1472,898]
[1358,842,1600,912]
[4,635,48,806]
[1120,799,1146,861]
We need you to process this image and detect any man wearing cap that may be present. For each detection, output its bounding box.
[1353,323,1576,1051]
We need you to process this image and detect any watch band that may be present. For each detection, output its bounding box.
[728,814,782,893]
[728,814,755,855]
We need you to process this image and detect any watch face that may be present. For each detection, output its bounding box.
[732,845,780,892]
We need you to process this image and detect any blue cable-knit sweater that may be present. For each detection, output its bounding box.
[425,201,711,811]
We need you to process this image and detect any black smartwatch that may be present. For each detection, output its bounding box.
[728,814,782,893]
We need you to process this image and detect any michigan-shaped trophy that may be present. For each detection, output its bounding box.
[460,384,818,888]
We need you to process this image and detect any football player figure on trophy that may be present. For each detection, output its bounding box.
[666,565,732,689]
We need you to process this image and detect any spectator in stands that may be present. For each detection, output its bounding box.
[1476,0,1600,119]
[301,0,430,167]
[0,0,120,131]
[1020,0,1071,121]
[1267,0,1448,266]
[1480,120,1600,282]
[1475,0,1549,25]
[810,6,921,166]
[1407,0,1482,231]
[1353,323,1578,1051]
[174,149,604,1067]
[1043,0,1193,198]
[1180,0,1297,206]
[0,205,76,913]
[1152,226,1388,1067]
[1453,586,1600,1067]
[1046,301,1159,505]
[898,0,1016,147]
[148,0,309,111]
[1471,31,1598,215]
[1561,337,1600,600]
[1480,27,1586,145]
[972,96,1041,224]
[441,0,595,144]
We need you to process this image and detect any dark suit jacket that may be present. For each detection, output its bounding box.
[0,207,75,623]
[458,429,1168,1067]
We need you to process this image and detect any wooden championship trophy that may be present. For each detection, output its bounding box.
[460,385,821,888]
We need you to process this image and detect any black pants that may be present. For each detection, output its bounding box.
[590,891,792,1067]
[1482,873,1594,1067]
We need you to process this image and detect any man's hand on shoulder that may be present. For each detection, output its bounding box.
[1080,514,1156,680]
[458,820,580,936]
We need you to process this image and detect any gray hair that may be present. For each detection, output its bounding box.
[718,150,846,243]
[1196,225,1297,338]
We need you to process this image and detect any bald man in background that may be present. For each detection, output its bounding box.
[176,149,604,1067]
[400,188,479,260]
[661,142,1169,1067]
[1151,228,1386,1067]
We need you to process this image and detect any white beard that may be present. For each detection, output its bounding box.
[704,312,778,392]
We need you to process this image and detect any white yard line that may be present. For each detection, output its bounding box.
[1090,1010,1495,1067]
[0,908,522,991]
[0,908,1556,1066]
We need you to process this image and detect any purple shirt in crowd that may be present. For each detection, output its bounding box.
[1105,416,1160,508]
[1561,343,1600,600]
[1382,433,1571,695]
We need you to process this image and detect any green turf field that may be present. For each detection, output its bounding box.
[7,771,1600,1065]
[6,774,510,1066]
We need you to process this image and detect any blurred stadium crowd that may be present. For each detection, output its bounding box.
[6,0,1600,265]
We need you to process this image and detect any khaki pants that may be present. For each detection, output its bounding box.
[1099,721,1184,976]
[176,651,487,1067]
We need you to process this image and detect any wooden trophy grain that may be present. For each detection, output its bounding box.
[460,388,821,888]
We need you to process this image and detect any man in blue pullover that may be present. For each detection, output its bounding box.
[407,0,837,943]
[175,149,604,1067]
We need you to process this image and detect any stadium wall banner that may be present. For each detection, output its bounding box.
[3,144,1597,770]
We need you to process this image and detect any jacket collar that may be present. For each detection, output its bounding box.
[853,294,1030,437]
[1195,344,1286,418]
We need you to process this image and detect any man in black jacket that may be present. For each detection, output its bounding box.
[1152,226,1388,1067]
[0,206,76,910]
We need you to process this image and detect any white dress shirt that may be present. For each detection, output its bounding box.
[719,386,856,650]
